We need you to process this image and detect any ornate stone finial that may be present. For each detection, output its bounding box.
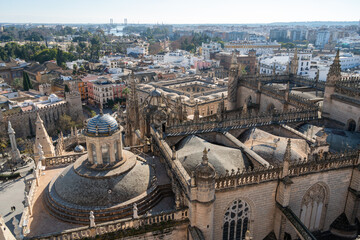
[245,230,252,240]
[326,49,341,84]
[284,139,292,162]
[8,121,15,134]
[133,203,139,219]
[242,102,248,116]
[202,148,208,165]
[37,143,44,161]
[89,211,95,228]
[194,101,200,122]
[290,48,298,75]
[12,217,21,240]
[231,51,237,65]
[272,62,276,76]
[172,146,176,160]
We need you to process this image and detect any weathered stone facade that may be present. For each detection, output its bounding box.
[0,91,83,138]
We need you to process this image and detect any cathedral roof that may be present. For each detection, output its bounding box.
[86,113,119,135]
[176,135,249,175]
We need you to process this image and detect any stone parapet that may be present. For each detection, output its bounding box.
[214,150,359,190]
[166,108,319,136]
[26,208,189,240]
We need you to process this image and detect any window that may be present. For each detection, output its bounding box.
[300,184,327,231]
[101,144,110,164]
[91,144,97,164]
[223,199,250,240]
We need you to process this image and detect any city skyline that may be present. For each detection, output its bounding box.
[0,0,359,24]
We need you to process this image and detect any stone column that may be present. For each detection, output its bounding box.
[117,139,123,160]
[96,143,102,165]
[87,141,94,164]
[109,141,115,164]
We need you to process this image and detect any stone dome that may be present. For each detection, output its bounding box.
[53,153,152,206]
[74,145,84,152]
[86,113,118,135]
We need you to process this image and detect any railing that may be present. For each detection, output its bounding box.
[214,150,359,190]
[166,108,319,135]
[44,153,86,167]
[335,84,360,98]
[20,178,37,236]
[151,126,191,195]
[27,208,189,240]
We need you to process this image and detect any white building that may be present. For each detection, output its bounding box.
[163,51,186,64]
[201,42,222,60]
[127,46,147,56]
[259,56,289,75]
[315,30,330,49]
[297,51,312,76]
[340,53,360,70]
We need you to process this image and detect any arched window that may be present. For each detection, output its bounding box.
[91,144,97,164]
[300,183,327,231]
[223,199,250,240]
[101,144,110,164]
[348,119,356,132]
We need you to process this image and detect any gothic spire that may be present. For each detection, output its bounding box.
[284,139,292,162]
[202,148,208,165]
[8,121,15,135]
[326,49,341,84]
[231,51,237,65]
[290,48,298,75]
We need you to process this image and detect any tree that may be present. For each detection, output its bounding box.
[59,114,76,132]
[122,87,130,96]
[23,72,31,91]
[64,84,70,93]
[90,110,96,117]
[73,64,78,75]
[0,138,8,156]
[56,48,65,67]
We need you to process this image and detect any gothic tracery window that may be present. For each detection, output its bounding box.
[223,199,250,240]
[300,183,327,231]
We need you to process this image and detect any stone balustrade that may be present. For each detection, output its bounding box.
[27,208,189,240]
[150,126,191,195]
[215,150,359,190]
[166,108,319,136]
[44,153,86,167]
[20,178,37,236]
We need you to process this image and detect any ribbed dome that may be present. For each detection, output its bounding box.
[87,114,118,135]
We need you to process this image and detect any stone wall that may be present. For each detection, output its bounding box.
[213,181,277,239]
[323,97,360,131]
[5,102,68,138]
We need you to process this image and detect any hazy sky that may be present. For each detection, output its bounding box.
[1,0,359,24]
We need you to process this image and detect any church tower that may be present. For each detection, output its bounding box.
[65,90,83,121]
[34,113,55,161]
[125,74,140,146]
[323,49,341,119]
[228,52,238,111]
[8,121,21,163]
[189,148,216,239]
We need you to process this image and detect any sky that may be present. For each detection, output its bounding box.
[0,0,359,24]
